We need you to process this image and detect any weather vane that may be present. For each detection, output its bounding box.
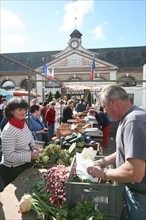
[73,0,77,29]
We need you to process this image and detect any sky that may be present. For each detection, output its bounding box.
[1,0,146,54]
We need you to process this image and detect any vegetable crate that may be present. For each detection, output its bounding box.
[56,123,91,138]
[65,156,124,220]
[56,124,73,138]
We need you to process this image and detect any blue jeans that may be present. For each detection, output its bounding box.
[120,186,146,220]
[48,125,54,142]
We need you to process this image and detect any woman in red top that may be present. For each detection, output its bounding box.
[45,101,56,142]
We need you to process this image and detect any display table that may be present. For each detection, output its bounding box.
[0,167,47,220]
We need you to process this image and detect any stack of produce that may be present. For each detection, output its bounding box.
[34,143,75,166]
[54,132,96,149]
[19,164,105,220]
[33,131,100,168]
[55,132,84,149]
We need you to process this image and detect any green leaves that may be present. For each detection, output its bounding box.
[68,201,105,220]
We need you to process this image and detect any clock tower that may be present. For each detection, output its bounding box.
[69,29,82,49]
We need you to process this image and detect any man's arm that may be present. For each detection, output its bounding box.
[105,158,145,183]
[88,158,145,183]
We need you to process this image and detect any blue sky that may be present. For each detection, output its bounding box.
[1,0,146,53]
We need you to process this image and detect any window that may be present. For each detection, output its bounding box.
[119,76,136,87]
[2,80,15,90]
[21,79,36,90]
[45,81,60,88]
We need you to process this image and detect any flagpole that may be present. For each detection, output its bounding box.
[90,55,95,107]
[53,81,54,99]
[91,84,92,107]
[52,67,54,99]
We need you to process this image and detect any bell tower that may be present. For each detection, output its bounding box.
[70,29,82,44]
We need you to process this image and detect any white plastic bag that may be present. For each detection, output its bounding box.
[76,152,98,182]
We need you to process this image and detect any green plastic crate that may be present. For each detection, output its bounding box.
[65,156,123,219]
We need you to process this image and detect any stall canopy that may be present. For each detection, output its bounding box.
[63,81,111,91]
[13,90,41,97]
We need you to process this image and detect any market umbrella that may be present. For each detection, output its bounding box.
[13,91,41,97]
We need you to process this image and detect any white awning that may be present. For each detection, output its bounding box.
[63,81,111,91]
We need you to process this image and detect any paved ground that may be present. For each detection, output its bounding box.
[0,168,46,220]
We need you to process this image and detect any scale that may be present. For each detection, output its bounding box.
[84,127,103,137]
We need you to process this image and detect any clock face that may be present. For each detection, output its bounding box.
[71,40,78,48]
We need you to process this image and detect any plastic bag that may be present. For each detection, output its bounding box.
[76,152,98,182]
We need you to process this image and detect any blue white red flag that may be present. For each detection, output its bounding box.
[51,68,54,80]
[90,58,95,80]
[43,64,54,80]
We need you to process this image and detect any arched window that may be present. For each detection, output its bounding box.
[119,76,136,87]
[2,80,15,90]
[21,79,28,90]
[94,77,105,81]
[70,77,81,81]
[45,81,60,88]
[21,79,36,90]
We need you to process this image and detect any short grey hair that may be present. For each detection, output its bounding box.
[99,84,129,104]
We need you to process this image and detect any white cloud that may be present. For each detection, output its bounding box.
[0,7,27,53]
[4,33,26,43]
[92,22,107,40]
[1,33,27,53]
[1,8,25,31]
[59,0,94,32]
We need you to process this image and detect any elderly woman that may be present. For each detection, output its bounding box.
[0,97,39,191]
[27,104,48,143]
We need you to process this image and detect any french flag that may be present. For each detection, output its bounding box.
[90,57,95,80]
[43,64,54,80]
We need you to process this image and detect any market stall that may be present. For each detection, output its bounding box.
[0,152,123,220]
[0,110,122,220]
[63,81,111,91]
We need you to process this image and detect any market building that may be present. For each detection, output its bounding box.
[0,29,146,108]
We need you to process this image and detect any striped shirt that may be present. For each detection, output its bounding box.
[1,122,35,167]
